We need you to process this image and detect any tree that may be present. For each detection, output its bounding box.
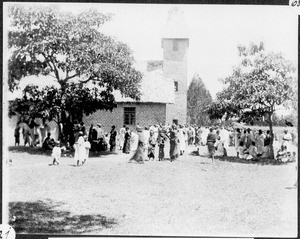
[187,74,213,126]
[8,5,142,142]
[208,42,296,159]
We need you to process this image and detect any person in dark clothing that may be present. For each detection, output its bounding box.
[64,118,75,147]
[206,128,217,162]
[14,122,21,146]
[88,124,97,141]
[109,125,117,152]
[157,132,167,161]
[42,132,55,150]
[148,130,156,160]
[123,127,131,154]
[80,122,87,136]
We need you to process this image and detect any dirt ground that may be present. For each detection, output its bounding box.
[6,145,298,237]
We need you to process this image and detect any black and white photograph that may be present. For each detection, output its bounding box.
[2,2,298,237]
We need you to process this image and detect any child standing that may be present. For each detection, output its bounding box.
[83,136,91,165]
[52,142,62,165]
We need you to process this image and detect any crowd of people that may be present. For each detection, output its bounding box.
[14,119,297,166]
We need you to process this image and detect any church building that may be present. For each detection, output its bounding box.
[83,8,189,132]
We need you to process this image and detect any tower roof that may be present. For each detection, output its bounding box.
[161,7,189,39]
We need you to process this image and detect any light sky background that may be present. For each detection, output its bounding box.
[57,3,298,99]
[4,3,298,103]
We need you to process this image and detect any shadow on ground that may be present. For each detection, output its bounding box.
[8,146,115,158]
[9,199,117,234]
[190,150,295,166]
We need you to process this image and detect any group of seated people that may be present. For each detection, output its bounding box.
[235,140,296,163]
[89,137,108,152]
[276,145,296,163]
[236,141,261,161]
[86,125,108,152]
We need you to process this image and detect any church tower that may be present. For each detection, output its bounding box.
[161,7,189,125]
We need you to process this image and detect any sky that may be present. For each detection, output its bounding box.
[4,3,298,103]
[55,3,299,99]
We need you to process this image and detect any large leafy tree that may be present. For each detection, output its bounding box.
[208,42,296,159]
[187,74,212,126]
[7,5,142,141]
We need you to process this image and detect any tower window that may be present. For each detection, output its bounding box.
[173,40,179,51]
[124,107,136,125]
[174,81,178,92]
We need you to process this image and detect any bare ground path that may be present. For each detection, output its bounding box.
[6,146,297,236]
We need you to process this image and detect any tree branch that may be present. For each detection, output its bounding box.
[49,56,60,80]
[79,75,94,84]
[65,73,79,82]
[42,53,60,81]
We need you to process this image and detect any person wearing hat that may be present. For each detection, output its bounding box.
[74,131,85,166]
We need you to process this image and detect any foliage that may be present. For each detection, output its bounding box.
[207,42,297,158]
[9,83,116,123]
[8,4,142,124]
[187,74,213,126]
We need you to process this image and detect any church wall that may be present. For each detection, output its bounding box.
[83,103,167,133]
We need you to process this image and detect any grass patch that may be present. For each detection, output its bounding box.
[9,199,117,234]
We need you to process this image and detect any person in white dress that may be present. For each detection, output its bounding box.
[51,142,62,165]
[219,126,230,156]
[215,130,224,156]
[201,127,209,146]
[74,131,85,166]
[119,125,126,150]
[237,141,247,159]
[178,125,186,155]
[130,130,139,151]
[83,136,91,165]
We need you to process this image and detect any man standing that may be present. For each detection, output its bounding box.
[14,122,21,146]
[109,125,117,153]
[282,129,292,152]
[206,128,217,162]
[187,126,194,145]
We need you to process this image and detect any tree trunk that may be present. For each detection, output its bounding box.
[268,113,275,159]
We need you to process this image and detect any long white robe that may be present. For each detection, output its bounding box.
[119,127,126,148]
[219,129,230,150]
[74,136,85,163]
[130,132,139,151]
[178,128,186,152]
